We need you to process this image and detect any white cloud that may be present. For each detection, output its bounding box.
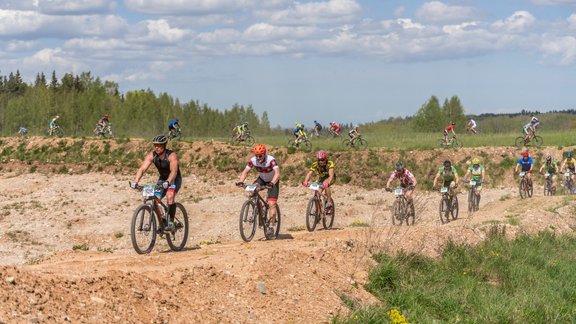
[540,36,576,65]
[38,0,117,15]
[530,0,576,5]
[0,0,38,10]
[243,23,319,41]
[132,19,189,44]
[416,1,479,24]
[5,40,38,51]
[124,0,289,15]
[568,13,576,29]
[492,11,536,33]
[260,0,361,25]
[197,28,241,44]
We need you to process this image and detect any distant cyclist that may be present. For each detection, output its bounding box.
[443,122,456,145]
[329,122,341,136]
[293,122,305,145]
[48,115,60,135]
[463,158,486,204]
[302,150,335,209]
[466,118,477,134]
[234,122,249,141]
[348,125,360,144]
[540,154,558,188]
[130,135,182,231]
[514,151,534,188]
[17,126,29,136]
[433,160,460,195]
[523,115,540,141]
[312,120,323,137]
[168,119,181,138]
[94,113,110,135]
[236,144,281,237]
[385,161,417,204]
[560,152,576,186]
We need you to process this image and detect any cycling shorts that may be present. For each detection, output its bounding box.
[156,176,182,196]
[255,177,280,201]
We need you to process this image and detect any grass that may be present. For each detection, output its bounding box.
[349,220,370,227]
[336,229,576,323]
[72,244,89,251]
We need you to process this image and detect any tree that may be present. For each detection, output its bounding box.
[442,96,466,128]
[412,96,443,132]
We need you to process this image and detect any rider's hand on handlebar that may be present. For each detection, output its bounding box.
[321,182,329,189]
[302,181,309,187]
[408,185,415,191]
[385,187,392,192]
[162,181,169,189]
[129,181,138,189]
[235,181,245,187]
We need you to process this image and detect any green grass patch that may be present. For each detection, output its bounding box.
[72,244,89,251]
[349,220,370,227]
[339,229,576,323]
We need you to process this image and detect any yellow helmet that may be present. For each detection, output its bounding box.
[472,158,480,165]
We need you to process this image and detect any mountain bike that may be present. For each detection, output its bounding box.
[327,128,341,138]
[229,130,255,145]
[463,179,482,212]
[562,171,574,195]
[168,128,182,141]
[341,134,368,149]
[518,171,533,199]
[439,186,459,224]
[129,182,189,254]
[237,183,281,242]
[385,187,415,226]
[95,124,114,138]
[305,183,335,231]
[48,125,64,137]
[543,172,556,196]
[17,127,28,137]
[438,135,462,149]
[514,133,543,149]
[287,133,312,151]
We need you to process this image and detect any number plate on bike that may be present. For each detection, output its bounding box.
[309,183,321,191]
[519,172,526,177]
[244,184,258,192]
[142,186,155,197]
[440,187,449,193]
[394,188,403,196]
[469,181,476,186]
[545,173,550,177]
[565,172,571,178]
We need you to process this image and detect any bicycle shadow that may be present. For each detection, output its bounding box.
[256,233,294,241]
[157,245,202,253]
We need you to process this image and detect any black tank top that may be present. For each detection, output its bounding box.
[153,149,181,181]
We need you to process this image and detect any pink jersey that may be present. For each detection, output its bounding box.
[388,169,416,187]
[246,155,279,183]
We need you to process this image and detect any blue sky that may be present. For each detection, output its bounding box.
[1,1,575,127]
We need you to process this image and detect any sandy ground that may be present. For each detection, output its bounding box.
[1,166,575,323]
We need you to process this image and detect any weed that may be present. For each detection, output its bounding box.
[97,247,114,253]
[113,231,124,239]
[72,244,89,251]
[499,194,511,201]
[287,225,306,232]
[349,220,369,227]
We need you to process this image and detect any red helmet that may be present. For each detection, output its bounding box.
[315,150,328,160]
[523,151,529,157]
[253,144,267,155]
[104,114,109,118]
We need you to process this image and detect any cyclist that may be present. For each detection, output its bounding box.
[49,115,60,135]
[302,150,335,209]
[94,113,110,135]
[385,161,417,204]
[463,158,486,204]
[539,154,558,191]
[348,125,360,144]
[560,152,576,190]
[293,122,305,145]
[466,118,477,134]
[312,120,323,137]
[130,135,182,231]
[17,126,28,136]
[523,115,540,141]
[433,160,460,196]
[514,151,534,188]
[168,119,181,138]
[237,144,281,237]
[234,122,249,141]
[329,122,341,136]
[443,122,456,145]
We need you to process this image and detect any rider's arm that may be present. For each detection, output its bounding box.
[325,167,334,185]
[238,165,251,183]
[167,153,179,184]
[432,173,440,187]
[464,170,471,181]
[271,166,280,185]
[304,170,314,183]
[134,152,154,183]
[514,162,520,173]
[529,160,534,172]
[561,160,566,171]
[454,170,460,184]
[539,165,544,173]
[481,168,486,180]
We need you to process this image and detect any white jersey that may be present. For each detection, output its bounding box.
[246,155,279,183]
[469,119,477,128]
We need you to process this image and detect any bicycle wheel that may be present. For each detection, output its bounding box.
[452,138,462,149]
[264,205,281,240]
[514,137,525,149]
[302,139,312,152]
[239,200,257,242]
[544,181,550,196]
[468,190,474,212]
[405,199,415,226]
[438,139,447,149]
[305,198,319,232]
[531,135,543,147]
[439,198,450,224]
[56,127,64,137]
[245,135,255,145]
[519,180,526,199]
[392,199,403,226]
[474,193,480,211]
[357,138,368,148]
[166,203,189,251]
[527,180,533,197]
[451,196,459,220]
[287,138,297,148]
[322,197,335,230]
[341,139,352,149]
[130,204,157,254]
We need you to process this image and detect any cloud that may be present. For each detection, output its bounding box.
[568,13,576,29]
[540,36,576,65]
[124,0,289,15]
[530,0,576,5]
[492,11,536,33]
[130,19,189,44]
[258,0,362,25]
[415,1,480,24]
[38,0,117,15]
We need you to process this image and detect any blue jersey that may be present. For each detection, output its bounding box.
[168,120,179,128]
[517,157,534,172]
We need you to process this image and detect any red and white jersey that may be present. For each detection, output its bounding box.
[388,169,416,187]
[246,155,279,183]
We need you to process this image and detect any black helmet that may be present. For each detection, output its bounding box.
[546,154,552,161]
[395,161,404,171]
[443,160,452,167]
[450,121,455,125]
[152,135,168,145]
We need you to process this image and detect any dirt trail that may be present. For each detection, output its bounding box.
[0,142,575,322]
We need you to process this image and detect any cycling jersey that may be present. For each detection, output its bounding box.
[49,118,58,128]
[153,149,182,193]
[517,157,533,172]
[444,125,455,132]
[437,166,458,182]
[544,161,558,174]
[469,120,477,128]
[467,165,484,181]
[314,122,322,130]
[530,117,539,125]
[563,158,576,170]
[294,126,303,136]
[246,155,279,183]
[310,160,334,179]
[168,120,179,128]
[388,169,416,188]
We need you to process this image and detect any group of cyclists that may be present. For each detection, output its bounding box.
[448,114,541,145]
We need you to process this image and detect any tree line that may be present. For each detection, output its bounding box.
[0,70,271,138]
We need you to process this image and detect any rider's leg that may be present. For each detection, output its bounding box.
[267,182,280,224]
[325,187,332,207]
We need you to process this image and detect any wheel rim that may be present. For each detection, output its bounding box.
[166,203,189,251]
[306,198,319,231]
[239,200,257,242]
[322,198,335,229]
[131,205,157,254]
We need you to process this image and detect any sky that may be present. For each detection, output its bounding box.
[1,0,575,127]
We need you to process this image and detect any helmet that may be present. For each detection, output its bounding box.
[152,135,168,145]
[451,121,455,125]
[472,158,480,165]
[176,118,179,122]
[314,120,317,123]
[443,160,452,168]
[55,115,60,119]
[568,152,573,158]
[395,161,404,171]
[315,150,328,160]
[546,155,552,161]
[332,121,335,124]
[253,144,267,155]
[354,124,359,128]
[243,121,248,125]
[523,151,529,157]
[104,114,109,118]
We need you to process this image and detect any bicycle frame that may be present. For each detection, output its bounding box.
[140,185,169,231]
[245,185,269,226]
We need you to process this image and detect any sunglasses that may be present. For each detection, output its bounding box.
[256,154,265,159]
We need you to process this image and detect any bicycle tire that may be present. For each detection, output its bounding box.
[438,139,447,149]
[452,138,462,149]
[527,180,533,197]
[357,138,368,148]
[239,200,257,242]
[166,203,189,251]
[519,179,526,199]
[130,204,157,254]
[405,199,415,226]
[245,135,255,145]
[514,137,525,149]
[532,136,543,147]
[302,139,312,152]
[229,135,238,145]
[264,204,281,240]
[392,199,403,226]
[439,198,450,224]
[287,138,297,148]
[56,127,64,137]
[544,181,550,196]
[305,197,319,232]
[468,189,474,212]
[322,197,335,230]
[341,139,352,149]
[451,196,459,220]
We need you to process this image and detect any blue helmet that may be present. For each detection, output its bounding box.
[568,152,573,158]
